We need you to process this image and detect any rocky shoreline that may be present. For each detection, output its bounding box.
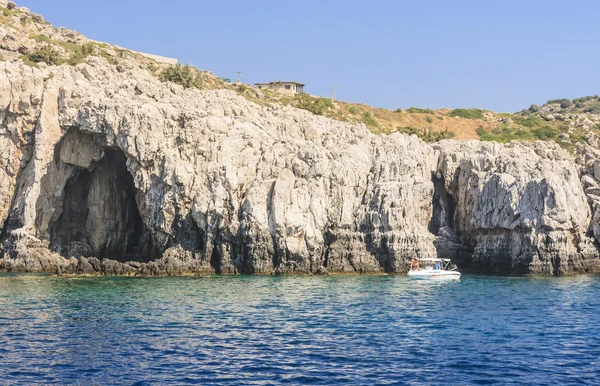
[2,10,600,276]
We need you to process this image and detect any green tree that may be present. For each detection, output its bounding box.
[159,64,203,89]
[27,45,63,65]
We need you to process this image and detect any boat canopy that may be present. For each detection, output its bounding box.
[413,258,452,262]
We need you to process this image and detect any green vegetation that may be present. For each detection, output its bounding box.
[99,51,116,65]
[437,115,443,120]
[219,77,231,83]
[1,7,21,17]
[24,39,101,66]
[476,125,560,143]
[0,15,17,29]
[159,64,203,89]
[546,98,573,108]
[295,94,330,115]
[31,34,51,43]
[362,112,379,127]
[583,103,600,114]
[476,126,532,142]
[426,116,434,123]
[66,42,95,65]
[449,108,485,119]
[26,45,63,65]
[323,98,334,109]
[406,107,434,114]
[397,126,455,143]
[535,95,600,114]
[394,108,403,113]
[515,115,544,128]
[348,106,358,114]
[532,126,558,140]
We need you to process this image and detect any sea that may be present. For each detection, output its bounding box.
[0,274,598,385]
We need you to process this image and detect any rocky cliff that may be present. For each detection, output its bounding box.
[1,3,600,276]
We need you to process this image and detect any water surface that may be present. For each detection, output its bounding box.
[0,274,598,385]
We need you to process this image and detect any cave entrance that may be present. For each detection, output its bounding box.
[429,173,456,235]
[50,148,156,262]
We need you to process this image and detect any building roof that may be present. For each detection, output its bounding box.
[255,81,305,87]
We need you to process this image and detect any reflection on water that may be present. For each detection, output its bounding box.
[0,274,598,384]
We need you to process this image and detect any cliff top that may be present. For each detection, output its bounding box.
[1,0,599,151]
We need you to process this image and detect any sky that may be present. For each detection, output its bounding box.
[18,0,600,112]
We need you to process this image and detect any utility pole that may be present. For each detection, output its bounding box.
[331,84,340,102]
[236,71,242,83]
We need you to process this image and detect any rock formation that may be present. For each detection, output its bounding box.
[1,3,600,276]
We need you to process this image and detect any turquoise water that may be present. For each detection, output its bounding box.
[0,274,599,385]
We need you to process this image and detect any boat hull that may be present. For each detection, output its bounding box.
[408,270,461,281]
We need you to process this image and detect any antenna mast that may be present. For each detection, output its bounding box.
[331,84,340,102]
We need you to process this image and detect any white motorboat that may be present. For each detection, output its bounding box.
[407,258,461,280]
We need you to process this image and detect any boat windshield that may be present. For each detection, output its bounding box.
[410,258,455,271]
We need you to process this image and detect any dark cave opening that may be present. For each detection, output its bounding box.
[49,148,156,262]
[429,173,457,235]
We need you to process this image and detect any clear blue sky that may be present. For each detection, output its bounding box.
[18,0,600,112]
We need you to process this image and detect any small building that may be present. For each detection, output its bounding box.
[255,81,305,95]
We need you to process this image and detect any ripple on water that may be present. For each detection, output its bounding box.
[0,274,599,385]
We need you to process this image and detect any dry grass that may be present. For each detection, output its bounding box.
[329,102,494,139]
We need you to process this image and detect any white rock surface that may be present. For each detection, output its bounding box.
[0,35,598,275]
[0,58,445,275]
[434,140,599,274]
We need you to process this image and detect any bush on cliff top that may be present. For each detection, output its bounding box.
[159,64,203,89]
[397,126,455,143]
[362,111,379,127]
[406,107,434,114]
[26,45,63,65]
[25,41,98,66]
[449,108,484,119]
[295,94,330,116]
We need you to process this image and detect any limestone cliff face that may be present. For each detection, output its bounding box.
[0,58,442,275]
[433,141,600,274]
[1,56,600,276]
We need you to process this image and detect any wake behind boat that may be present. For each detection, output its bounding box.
[408,258,461,280]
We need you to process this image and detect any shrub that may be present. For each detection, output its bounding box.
[437,115,443,120]
[532,126,558,140]
[220,77,231,83]
[66,42,95,65]
[450,108,484,119]
[296,94,329,115]
[528,104,540,113]
[397,126,454,142]
[323,98,334,108]
[27,45,63,65]
[31,34,51,43]
[546,98,574,109]
[394,108,403,113]
[516,115,544,128]
[406,107,434,114]
[348,106,358,114]
[560,100,574,109]
[426,116,433,123]
[584,105,600,114]
[397,126,420,135]
[362,111,379,127]
[159,64,203,89]
[99,51,116,65]
[476,127,487,137]
[81,42,94,56]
